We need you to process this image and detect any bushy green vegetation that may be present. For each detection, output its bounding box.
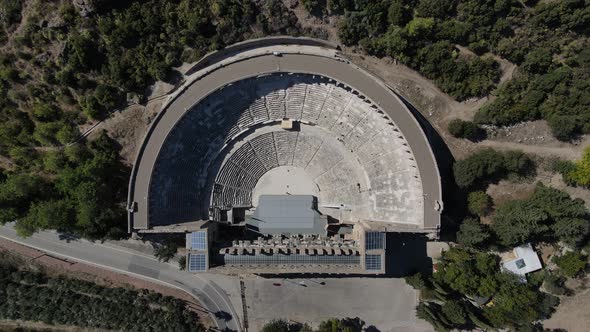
[453,148,535,188]
[301,0,325,15]
[262,319,291,332]
[154,240,179,263]
[569,148,590,187]
[491,183,590,247]
[260,318,364,332]
[457,217,491,248]
[178,255,187,271]
[447,119,485,141]
[330,0,506,101]
[302,0,590,140]
[0,257,204,331]
[474,1,590,140]
[0,0,22,30]
[418,248,558,331]
[405,272,427,290]
[553,251,587,278]
[0,131,128,239]
[544,273,569,296]
[447,149,589,332]
[467,191,492,216]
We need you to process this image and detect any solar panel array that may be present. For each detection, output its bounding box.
[365,232,385,250]
[188,253,207,272]
[224,254,360,265]
[365,254,382,271]
[191,231,207,250]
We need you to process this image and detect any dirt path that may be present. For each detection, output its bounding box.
[479,138,590,160]
[494,54,518,86]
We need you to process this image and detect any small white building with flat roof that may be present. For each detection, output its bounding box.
[501,243,543,282]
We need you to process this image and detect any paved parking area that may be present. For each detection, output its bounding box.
[243,276,433,332]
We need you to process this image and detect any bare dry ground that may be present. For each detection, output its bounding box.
[0,320,103,332]
[96,103,161,166]
[0,238,214,329]
[544,285,590,332]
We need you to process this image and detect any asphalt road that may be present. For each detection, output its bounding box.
[0,223,242,332]
[130,46,442,231]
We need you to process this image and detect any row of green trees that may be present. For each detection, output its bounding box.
[452,148,535,188]
[0,259,204,331]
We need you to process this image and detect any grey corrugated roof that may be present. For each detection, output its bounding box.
[247,195,327,235]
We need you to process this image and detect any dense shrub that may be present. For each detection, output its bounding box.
[260,318,363,332]
[0,0,22,29]
[549,158,577,185]
[548,115,579,141]
[1,131,128,239]
[453,149,504,188]
[338,0,503,101]
[301,0,324,15]
[491,183,590,247]
[441,300,467,326]
[261,319,290,332]
[316,318,365,332]
[154,240,179,263]
[31,104,60,122]
[544,274,568,295]
[457,217,490,248]
[553,251,587,278]
[492,199,548,247]
[467,191,492,216]
[477,50,590,140]
[448,119,485,141]
[387,0,411,26]
[405,272,427,290]
[453,148,534,188]
[570,147,590,187]
[466,1,590,141]
[521,48,554,74]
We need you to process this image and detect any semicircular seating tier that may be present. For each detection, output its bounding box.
[149,73,423,227]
